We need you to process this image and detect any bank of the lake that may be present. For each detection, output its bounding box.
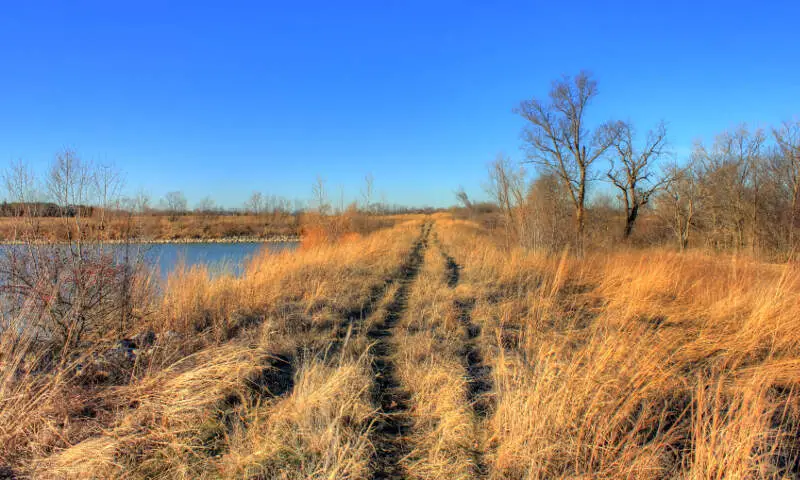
[0,234,301,246]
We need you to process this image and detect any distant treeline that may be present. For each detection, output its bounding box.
[0,202,94,218]
[0,201,440,218]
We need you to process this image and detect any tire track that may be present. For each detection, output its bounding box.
[330,227,425,357]
[439,241,494,477]
[368,222,430,480]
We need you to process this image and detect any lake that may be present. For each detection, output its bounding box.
[139,242,299,278]
[0,241,299,281]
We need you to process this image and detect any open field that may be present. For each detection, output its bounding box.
[2,214,800,478]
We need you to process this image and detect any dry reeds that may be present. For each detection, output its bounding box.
[5,215,800,478]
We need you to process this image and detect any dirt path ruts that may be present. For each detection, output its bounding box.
[367,222,431,480]
[439,240,493,477]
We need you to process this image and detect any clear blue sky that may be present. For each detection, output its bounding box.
[1,1,799,208]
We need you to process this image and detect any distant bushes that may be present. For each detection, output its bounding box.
[300,208,403,248]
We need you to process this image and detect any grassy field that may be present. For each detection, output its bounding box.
[2,214,800,478]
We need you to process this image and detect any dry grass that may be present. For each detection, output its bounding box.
[437,217,800,479]
[394,243,481,479]
[0,214,300,242]
[217,356,375,479]
[0,211,408,243]
[36,345,269,479]
[1,219,422,477]
[5,215,800,478]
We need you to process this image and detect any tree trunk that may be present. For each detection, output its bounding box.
[575,205,585,253]
[623,204,639,239]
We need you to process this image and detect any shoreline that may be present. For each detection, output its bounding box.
[0,235,301,246]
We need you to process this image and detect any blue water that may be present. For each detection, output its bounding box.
[139,242,298,278]
[0,242,298,283]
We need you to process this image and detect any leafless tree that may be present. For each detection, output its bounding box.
[337,184,345,214]
[694,126,765,251]
[772,119,800,248]
[163,191,187,221]
[607,121,672,239]
[526,172,573,252]
[657,162,698,250]
[1,155,149,351]
[3,160,43,240]
[133,189,152,214]
[93,163,123,234]
[246,191,264,215]
[195,196,216,215]
[312,176,330,215]
[455,186,472,211]
[47,149,93,242]
[516,71,618,250]
[486,155,528,247]
[361,173,375,213]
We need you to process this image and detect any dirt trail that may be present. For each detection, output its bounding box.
[454,299,493,419]
[439,239,494,477]
[367,222,430,480]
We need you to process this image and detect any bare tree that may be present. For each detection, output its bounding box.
[607,121,671,239]
[516,71,617,249]
[694,126,765,251]
[47,149,93,242]
[3,160,43,240]
[485,155,528,247]
[526,172,573,251]
[93,163,123,234]
[361,173,375,213]
[195,196,216,215]
[312,176,330,215]
[1,155,148,351]
[246,191,264,215]
[455,186,472,210]
[337,184,345,214]
[163,191,187,221]
[657,162,698,250]
[133,189,152,214]
[773,119,800,249]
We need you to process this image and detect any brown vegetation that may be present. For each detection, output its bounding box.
[0,213,300,242]
[3,214,800,478]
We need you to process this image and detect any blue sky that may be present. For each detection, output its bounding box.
[1,1,799,208]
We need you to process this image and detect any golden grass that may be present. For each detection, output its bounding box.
[2,220,422,477]
[37,345,268,479]
[0,213,299,242]
[217,356,375,479]
[5,215,800,478]
[436,217,800,479]
[391,236,483,479]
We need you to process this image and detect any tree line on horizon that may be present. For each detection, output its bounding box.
[467,71,800,258]
[1,155,431,224]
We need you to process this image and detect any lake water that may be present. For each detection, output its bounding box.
[0,241,299,282]
[139,242,299,278]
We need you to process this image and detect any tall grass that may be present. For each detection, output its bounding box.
[217,356,375,479]
[395,244,481,479]
[5,215,800,478]
[2,220,422,477]
[437,217,800,478]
